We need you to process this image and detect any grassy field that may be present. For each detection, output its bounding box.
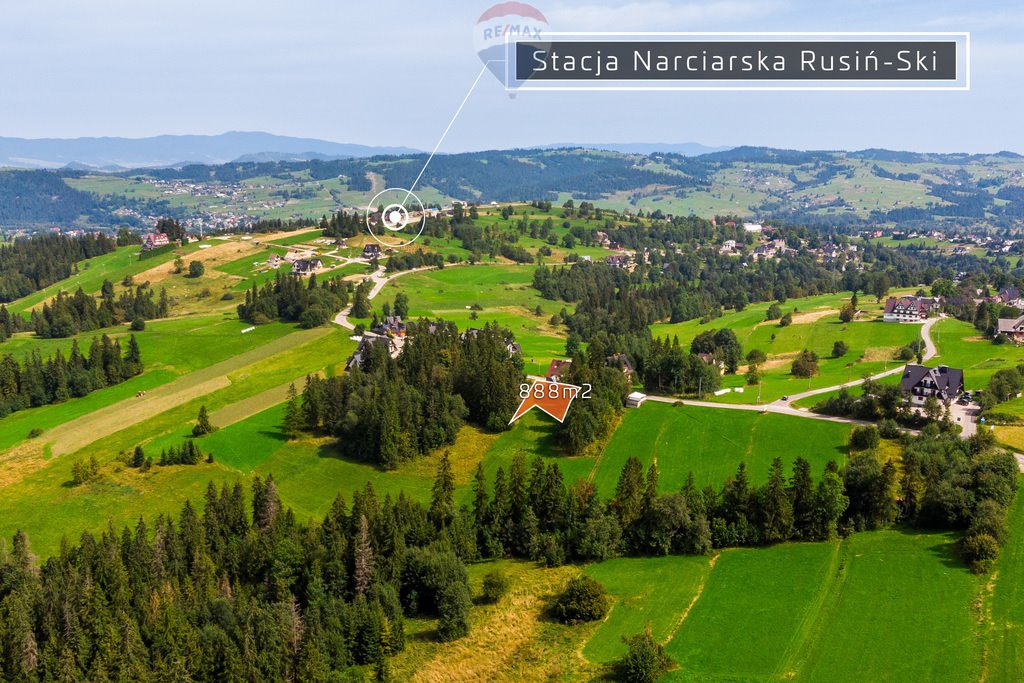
[572,529,985,682]
[932,317,1024,390]
[667,542,841,680]
[594,401,850,495]
[0,316,299,451]
[584,555,712,664]
[650,292,923,404]
[379,264,571,376]
[0,326,357,557]
[980,480,1024,682]
[4,244,187,316]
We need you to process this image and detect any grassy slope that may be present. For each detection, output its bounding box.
[595,401,850,495]
[381,264,571,376]
[981,478,1024,682]
[650,292,923,404]
[0,327,356,557]
[0,316,298,450]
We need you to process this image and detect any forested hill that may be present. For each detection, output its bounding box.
[1,146,1023,229]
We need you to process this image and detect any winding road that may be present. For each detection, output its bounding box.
[643,317,941,428]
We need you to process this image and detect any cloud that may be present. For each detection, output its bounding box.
[545,0,788,32]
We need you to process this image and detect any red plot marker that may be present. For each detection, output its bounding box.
[510,380,582,424]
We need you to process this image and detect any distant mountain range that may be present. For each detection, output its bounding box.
[0,132,422,170]
[534,142,732,156]
[0,131,736,170]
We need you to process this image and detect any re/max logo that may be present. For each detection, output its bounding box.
[482,23,542,40]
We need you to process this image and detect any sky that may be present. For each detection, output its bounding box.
[0,0,1020,153]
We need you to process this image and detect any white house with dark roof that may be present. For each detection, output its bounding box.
[899,364,964,405]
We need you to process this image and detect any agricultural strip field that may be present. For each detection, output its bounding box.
[577,530,986,682]
[0,316,301,451]
[0,326,357,557]
[594,401,851,495]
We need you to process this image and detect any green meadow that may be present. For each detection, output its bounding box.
[377,264,571,376]
[0,316,299,450]
[577,529,987,682]
[651,291,924,403]
[595,401,850,495]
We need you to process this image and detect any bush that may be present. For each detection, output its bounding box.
[481,570,510,603]
[220,292,235,301]
[878,418,902,439]
[779,312,793,327]
[961,533,1000,574]
[897,346,915,361]
[791,350,819,378]
[619,626,672,683]
[130,316,146,331]
[553,575,608,625]
[849,425,881,451]
[188,260,205,278]
[765,303,782,320]
[26,427,44,439]
[832,340,848,358]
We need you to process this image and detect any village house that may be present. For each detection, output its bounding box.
[372,315,407,337]
[993,287,1024,309]
[606,353,636,382]
[546,359,572,382]
[719,239,738,255]
[266,254,282,269]
[997,315,1024,343]
[606,254,629,269]
[595,231,611,247]
[141,232,170,251]
[362,243,382,260]
[460,327,523,357]
[291,258,323,276]
[899,364,965,405]
[883,296,940,323]
[345,334,404,371]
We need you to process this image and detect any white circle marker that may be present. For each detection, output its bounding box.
[365,188,427,247]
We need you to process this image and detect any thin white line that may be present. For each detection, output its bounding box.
[402,62,495,205]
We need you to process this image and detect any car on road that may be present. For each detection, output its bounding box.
[781,396,789,401]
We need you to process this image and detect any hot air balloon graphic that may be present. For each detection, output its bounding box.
[473,2,549,93]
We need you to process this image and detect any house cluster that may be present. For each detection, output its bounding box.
[345,320,523,372]
[882,295,942,323]
[605,254,631,269]
[544,353,636,384]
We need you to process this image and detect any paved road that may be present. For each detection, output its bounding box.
[633,317,942,432]
[770,316,940,407]
[332,263,465,330]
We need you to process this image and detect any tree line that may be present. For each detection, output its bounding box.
[30,281,169,339]
[0,335,142,419]
[0,475,472,682]
[237,273,350,328]
[0,232,117,304]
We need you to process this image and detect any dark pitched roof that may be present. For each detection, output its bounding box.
[899,364,965,395]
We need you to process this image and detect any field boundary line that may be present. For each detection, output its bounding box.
[775,538,852,680]
[663,551,719,647]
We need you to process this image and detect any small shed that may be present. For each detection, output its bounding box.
[626,392,647,408]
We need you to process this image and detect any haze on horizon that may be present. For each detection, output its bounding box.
[0,0,1020,154]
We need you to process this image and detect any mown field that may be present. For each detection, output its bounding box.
[373,264,572,376]
[650,291,924,404]
[595,401,850,495]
